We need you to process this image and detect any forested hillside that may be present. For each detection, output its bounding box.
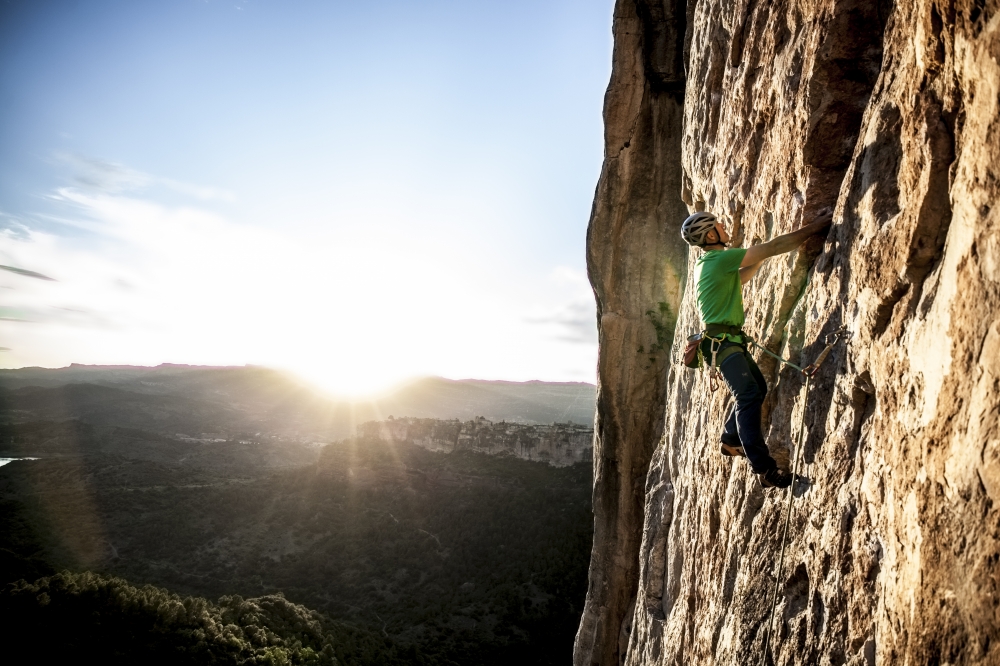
[0,421,592,665]
[1,571,405,665]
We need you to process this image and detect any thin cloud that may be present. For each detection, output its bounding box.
[0,305,114,328]
[160,178,237,202]
[523,267,597,345]
[0,214,34,240]
[0,264,57,281]
[57,154,151,193]
[0,307,32,322]
[525,300,597,345]
[55,153,236,202]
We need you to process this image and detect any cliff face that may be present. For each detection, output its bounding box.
[358,417,593,466]
[582,1,1000,665]
[575,1,691,664]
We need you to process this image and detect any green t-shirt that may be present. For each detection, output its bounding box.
[695,247,747,328]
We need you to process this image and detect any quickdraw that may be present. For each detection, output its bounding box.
[706,333,726,392]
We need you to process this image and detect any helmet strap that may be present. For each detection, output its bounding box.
[701,229,727,249]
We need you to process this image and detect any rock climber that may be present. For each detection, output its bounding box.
[680,210,831,488]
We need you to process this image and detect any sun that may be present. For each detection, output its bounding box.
[285,357,417,399]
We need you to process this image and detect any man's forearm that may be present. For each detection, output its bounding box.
[741,215,832,267]
[769,220,828,253]
[771,225,817,252]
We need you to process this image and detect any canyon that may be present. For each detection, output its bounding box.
[578,1,1000,665]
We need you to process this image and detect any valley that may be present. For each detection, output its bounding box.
[0,366,595,665]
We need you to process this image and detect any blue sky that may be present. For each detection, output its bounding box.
[0,0,612,394]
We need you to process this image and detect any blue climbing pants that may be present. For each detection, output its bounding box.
[716,344,778,474]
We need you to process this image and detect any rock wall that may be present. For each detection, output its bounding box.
[575,1,691,664]
[357,417,593,467]
[582,0,1000,665]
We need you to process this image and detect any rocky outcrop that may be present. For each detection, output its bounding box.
[582,1,1000,665]
[575,2,691,664]
[357,417,593,467]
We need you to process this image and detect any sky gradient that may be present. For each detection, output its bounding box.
[0,0,612,394]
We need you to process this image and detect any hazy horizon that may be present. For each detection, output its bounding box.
[2,360,600,384]
[0,0,612,395]
[0,361,598,401]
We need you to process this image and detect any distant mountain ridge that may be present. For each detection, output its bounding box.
[0,364,596,440]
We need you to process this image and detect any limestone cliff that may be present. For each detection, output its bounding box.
[357,417,593,466]
[580,1,1000,665]
[575,1,692,663]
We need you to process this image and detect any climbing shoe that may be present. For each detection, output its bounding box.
[720,442,745,457]
[760,468,796,489]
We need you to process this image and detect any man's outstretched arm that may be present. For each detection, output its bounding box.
[740,212,833,269]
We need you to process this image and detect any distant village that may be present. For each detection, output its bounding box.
[358,416,594,467]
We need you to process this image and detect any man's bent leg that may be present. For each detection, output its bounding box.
[746,354,768,400]
[719,405,745,456]
[712,342,742,450]
[721,404,740,446]
[719,352,776,473]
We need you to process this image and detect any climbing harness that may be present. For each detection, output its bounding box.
[681,323,750,391]
[758,326,845,666]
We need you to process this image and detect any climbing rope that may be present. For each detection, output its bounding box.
[756,327,844,666]
[748,338,807,373]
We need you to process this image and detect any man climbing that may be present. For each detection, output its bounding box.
[680,210,831,488]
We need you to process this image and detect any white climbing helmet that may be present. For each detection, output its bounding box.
[680,212,718,246]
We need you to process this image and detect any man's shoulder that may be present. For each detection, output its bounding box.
[699,247,746,270]
[701,247,746,257]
